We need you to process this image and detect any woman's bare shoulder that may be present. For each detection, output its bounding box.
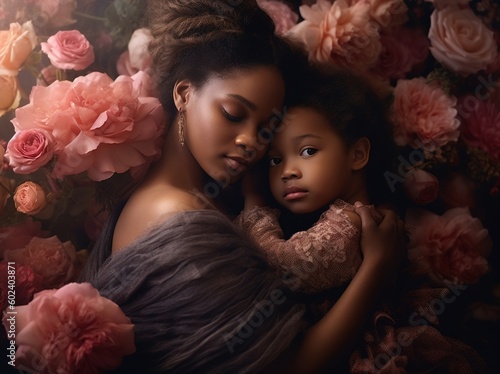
[112,185,209,252]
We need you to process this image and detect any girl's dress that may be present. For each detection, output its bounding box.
[237,199,490,373]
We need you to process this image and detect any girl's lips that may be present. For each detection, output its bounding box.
[283,186,308,201]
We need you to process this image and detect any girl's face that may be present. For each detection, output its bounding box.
[183,66,285,186]
[268,107,355,214]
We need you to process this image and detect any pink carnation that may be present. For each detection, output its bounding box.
[4,236,77,289]
[391,77,460,150]
[459,96,500,162]
[5,128,55,174]
[3,282,135,373]
[0,261,42,311]
[257,0,299,36]
[406,207,492,285]
[288,0,381,71]
[41,30,95,71]
[428,6,497,76]
[12,71,165,181]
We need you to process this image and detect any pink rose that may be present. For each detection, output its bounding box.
[3,236,77,289]
[459,96,500,162]
[0,261,42,311]
[3,282,135,373]
[5,129,55,174]
[0,21,38,73]
[406,207,492,285]
[0,217,46,258]
[288,0,382,71]
[34,0,77,29]
[428,6,497,76]
[13,181,47,215]
[257,0,299,36]
[403,169,439,205]
[350,0,408,28]
[41,30,95,71]
[0,75,21,116]
[391,77,460,150]
[438,172,477,210]
[13,72,165,181]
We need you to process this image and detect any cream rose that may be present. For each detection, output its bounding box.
[429,6,497,76]
[13,181,47,215]
[0,21,37,74]
[0,75,20,116]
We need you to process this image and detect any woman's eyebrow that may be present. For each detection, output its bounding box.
[227,94,257,111]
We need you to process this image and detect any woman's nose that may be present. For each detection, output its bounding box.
[235,129,259,158]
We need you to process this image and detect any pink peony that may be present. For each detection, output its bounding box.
[287,0,382,71]
[428,6,497,76]
[391,77,460,150]
[3,282,135,373]
[0,261,42,311]
[3,236,77,289]
[406,207,492,285]
[459,96,500,162]
[12,71,165,181]
[5,128,55,174]
[0,217,46,258]
[403,169,439,206]
[13,181,47,215]
[41,30,95,71]
[257,0,299,36]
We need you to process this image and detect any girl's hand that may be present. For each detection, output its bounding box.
[354,202,406,276]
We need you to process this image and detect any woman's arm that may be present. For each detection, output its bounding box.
[286,204,405,373]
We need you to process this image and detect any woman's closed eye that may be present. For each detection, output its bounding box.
[221,106,244,122]
[300,147,318,157]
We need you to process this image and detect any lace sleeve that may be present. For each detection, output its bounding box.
[236,203,363,294]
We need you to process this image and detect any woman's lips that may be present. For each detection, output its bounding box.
[225,156,249,174]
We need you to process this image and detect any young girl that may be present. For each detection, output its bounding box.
[238,66,490,373]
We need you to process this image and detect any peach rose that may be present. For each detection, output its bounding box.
[13,71,165,181]
[13,181,47,215]
[429,6,497,76]
[34,0,77,29]
[406,207,492,285]
[288,0,382,71]
[0,261,42,311]
[391,77,460,150]
[0,21,37,74]
[3,236,77,289]
[41,30,95,71]
[0,75,21,116]
[459,96,500,162]
[403,169,439,205]
[3,282,135,373]
[257,0,299,36]
[5,129,55,174]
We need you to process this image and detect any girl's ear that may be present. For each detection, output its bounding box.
[173,79,192,110]
[350,137,370,171]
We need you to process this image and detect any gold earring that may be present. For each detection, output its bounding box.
[178,110,185,146]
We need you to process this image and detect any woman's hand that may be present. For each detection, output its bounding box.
[354,202,406,277]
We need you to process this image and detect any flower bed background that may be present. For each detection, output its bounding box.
[0,0,499,372]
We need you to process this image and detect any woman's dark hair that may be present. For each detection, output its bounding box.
[287,64,398,205]
[146,0,307,126]
[87,210,305,373]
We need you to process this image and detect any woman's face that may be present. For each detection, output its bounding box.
[183,66,285,186]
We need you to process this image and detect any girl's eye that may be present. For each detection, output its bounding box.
[300,147,317,157]
[269,157,282,167]
[222,107,243,122]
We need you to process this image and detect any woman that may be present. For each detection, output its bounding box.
[82,1,404,372]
